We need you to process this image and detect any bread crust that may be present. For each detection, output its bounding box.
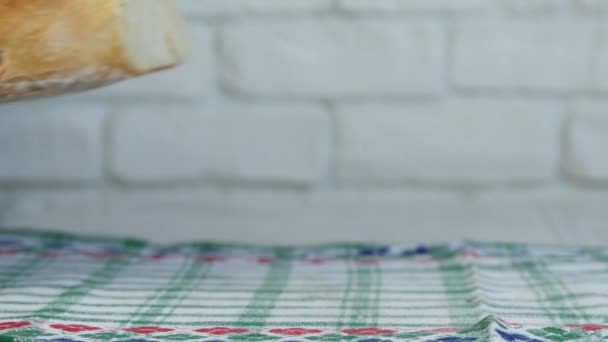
[0,0,186,102]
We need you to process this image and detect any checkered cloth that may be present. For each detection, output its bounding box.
[0,230,606,342]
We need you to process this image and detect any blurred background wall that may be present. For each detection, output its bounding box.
[0,0,607,245]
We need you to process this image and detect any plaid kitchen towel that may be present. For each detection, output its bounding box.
[0,230,607,342]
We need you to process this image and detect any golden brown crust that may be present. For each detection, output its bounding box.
[0,0,185,102]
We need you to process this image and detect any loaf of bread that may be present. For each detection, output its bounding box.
[0,0,190,103]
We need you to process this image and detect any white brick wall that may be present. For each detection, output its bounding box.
[1,0,608,244]
[109,105,326,184]
[504,0,557,13]
[0,103,104,184]
[451,22,597,92]
[180,0,332,16]
[576,0,608,12]
[221,20,442,98]
[564,102,608,182]
[338,0,490,12]
[336,100,560,185]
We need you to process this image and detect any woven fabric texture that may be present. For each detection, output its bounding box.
[0,230,606,342]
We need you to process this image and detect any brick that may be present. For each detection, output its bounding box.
[338,0,489,12]
[564,103,608,182]
[91,25,212,100]
[0,101,104,183]
[108,106,208,183]
[0,192,7,217]
[592,26,608,90]
[451,22,594,91]
[210,107,327,184]
[109,106,326,184]
[5,191,608,245]
[574,0,608,11]
[504,0,557,13]
[221,20,442,98]
[336,100,560,184]
[178,0,331,16]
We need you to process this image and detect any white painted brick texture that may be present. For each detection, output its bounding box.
[178,0,332,16]
[0,103,103,183]
[108,107,210,183]
[575,0,608,12]
[564,103,608,182]
[337,100,560,184]
[109,106,326,184]
[1,0,608,243]
[221,20,442,98]
[338,0,490,12]
[504,0,557,13]
[451,22,596,91]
